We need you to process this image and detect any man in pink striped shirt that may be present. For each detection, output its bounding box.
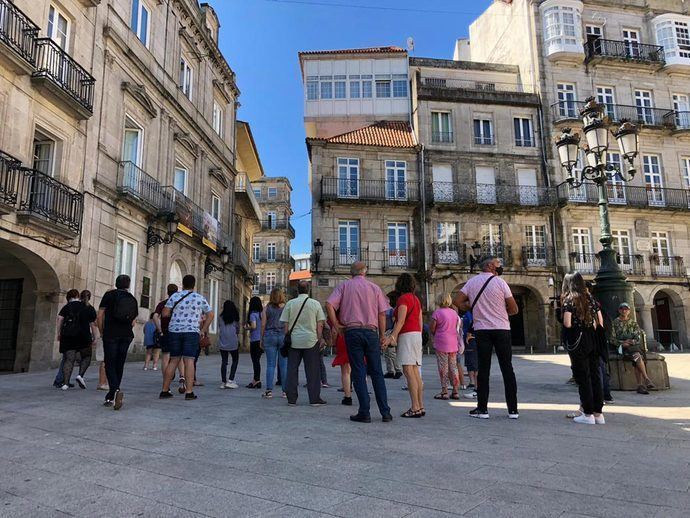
[326,262,392,423]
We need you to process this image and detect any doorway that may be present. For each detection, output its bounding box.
[653,293,674,346]
[510,294,526,348]
[0,279,23,371]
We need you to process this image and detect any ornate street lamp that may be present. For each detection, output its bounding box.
[469,240,482,272]
[146,213,179,252]
[554,97,640,319]
[205,246,231,277]
[312,238,323,273]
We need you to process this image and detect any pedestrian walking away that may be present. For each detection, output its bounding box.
[143,313,160,371]
[218,300,241,390]
[159,275,214,401]
[387,273,424,418]
[281,281,327,406]
[383,290,403,379]
[97,275,138,410]
[261,288,287,398]
[80,290,108,391]
[326,262,392,423]
[56,289,98,391]
[154,284,185,392]
[246,297,263,389]
[453,256,519,420]
[430,293,462,401]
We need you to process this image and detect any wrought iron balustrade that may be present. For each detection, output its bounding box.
[558,182,690,210]
[320,177,419,203]
[428,182,554,207]
[420,77,524,93]
[431,131,453,143]
[521,246,553,267]
[584,39,665,64]
[254,253,291,264]
[433,244,467,266]
[0,150,21,206]
[383,246,417,269]
[117,161,167,212]
[551,100,674,128]
[0,0,39,66]
[260,219,295,234]
[650,255,684,277]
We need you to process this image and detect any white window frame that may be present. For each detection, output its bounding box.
[375,76,391,98]
[115,235,138,288]
[337,157,359,198]
[334,75,346,99]
[33,131,56,177]
[596,86,616,119]
[606,152,626,204]
[611,229,633,270]
[208,278,219,334]
[387,222,409,267]
[338,220,360,265]
[673,94,690,129]
[524,225,547,266]
[651,231,673,275]
[306,76,319,100]
[655,17,690,62]
[47,4,70,50]
[481,223,503,255]
[635,90,654,124]
[514,117,534,147]
[211,193,221,221]
[173,162,188,195]
[267,242,276,262]
[571,227,594,273]
[557,83,577,118]
[385,160,407,200]
[266,271,277,292]
[180,55,193,100]
[130,0,150,48]
[268,187,278,199]
[682,157,690,189]
[473,118,494,145]
[431,111,452,143]
[252,242,260,262]
[622,28,641,57]
[542,4,583,55]
[212,101,224,137]
[266,211,277,229]
[643,154,664,206]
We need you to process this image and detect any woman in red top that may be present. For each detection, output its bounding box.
[329,316,353,405]
[388,273,424,418]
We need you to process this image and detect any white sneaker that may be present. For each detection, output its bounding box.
[508,412,519,420]
[61,384,69,391]
[143,366,148,371]
[220,383,228,389]
[594,414,606,425]
[226,381,239,389]
[75,375,86,389]
[463,391,477,399]
[573,414,596,425]
[153,366,158,371]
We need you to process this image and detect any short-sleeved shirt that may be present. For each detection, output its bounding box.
[154,298,172,334]
[395,292,422,334]
[563,295,598,330]
[612,317,641,349]
[249,312,261,342]
[280,294,326,349]
[327,276,390,329]
[99,289,137,340]
[431,307,460,353]
[462,312,473,340]
[143,321,157,346]
[460,273,513,331]
[58,301,96,352]
[218,321,240,351]
[165,290,211,334]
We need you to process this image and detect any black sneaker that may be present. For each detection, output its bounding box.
[350,414,371,423]
[381,414,393,423]
[159,391,173,399]
[103,399,113,407]
[469,408,489,419]
[341,396,353,406]
[467,383,476,389]
[604,396,614,404]
[310,399,327,407]
[53,381,62,388]
[113,390,124,410]
[394,371,403,379]
[185,392,198,400]
[383,372,395,379]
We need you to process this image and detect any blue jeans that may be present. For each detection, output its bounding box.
[54,356,66,385]
[264,332,287,391]
[345,328,390,417]
[168,332,200,359]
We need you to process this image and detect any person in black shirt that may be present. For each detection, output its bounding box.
[97,275,138,410]
[57,289,97,390]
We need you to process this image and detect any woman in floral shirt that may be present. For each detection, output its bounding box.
[612,303,655,394]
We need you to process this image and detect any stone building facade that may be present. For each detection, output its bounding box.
[465,0,690,350]
[251,176,294,303]
[0,0,254,372]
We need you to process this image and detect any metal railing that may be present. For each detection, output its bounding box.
[253,253,292,264]
[252,283,269,295]
[320,177,420,202]
[569,252,598,274]
[16,166,83,233]
[568,252,646,276]
[0,150,21,206]
[521,246,554,267]
[420,77,525,93]
[233,243,250,273]
[234,173,262,218]
[329,245,369,269]
[551,100,674,127]
[117,161,167,212]
[584,39,665,64]
[159,187,205,236]
[431,131,453,143]
[0,0,39,66]
[428,182,554,207]
[650,255,684,277]
[479,245,512,266]
[383,246,417,269]
[433,244,467,266]
[557,182,690,210]
[473,135,494,145]
[663,110,690,130]
[260,218,295,235]
[33,38,95,112]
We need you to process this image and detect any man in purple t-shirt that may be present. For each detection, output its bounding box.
[453,256,519,420]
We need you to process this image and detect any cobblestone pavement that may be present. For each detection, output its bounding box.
[0,353,688,517]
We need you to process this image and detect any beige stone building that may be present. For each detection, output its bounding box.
[464,0,690,350]
[0,0,257,372]
[251,176,294,303]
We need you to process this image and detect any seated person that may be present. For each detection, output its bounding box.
[612,303,655,394]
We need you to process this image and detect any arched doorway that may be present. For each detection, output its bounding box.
[652,289,686,351]
[169,261,184,289]
[0,239,60,372]
[510,286,547,352]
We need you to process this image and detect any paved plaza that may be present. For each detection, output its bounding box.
[0,353,688,518]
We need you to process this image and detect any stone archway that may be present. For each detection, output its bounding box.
[169,260,185,289]
[0,239,60,372]
[651,288,686,351]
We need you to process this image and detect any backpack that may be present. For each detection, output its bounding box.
[111,290,138,324]
[61,303,82,339]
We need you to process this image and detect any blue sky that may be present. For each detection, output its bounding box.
[215,0,493,253]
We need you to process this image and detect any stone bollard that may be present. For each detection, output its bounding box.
[608,352,671,391]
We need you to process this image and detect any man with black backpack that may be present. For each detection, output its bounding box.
[97,274,139,410]
[56,289,97,390]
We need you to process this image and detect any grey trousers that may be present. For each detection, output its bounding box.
[285,343,321,404]
[383,346,401,373]
[62,347,92,384]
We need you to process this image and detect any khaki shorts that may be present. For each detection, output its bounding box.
[397,332,423,366]
[95,339,104,362]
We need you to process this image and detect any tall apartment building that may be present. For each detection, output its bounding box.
[251,176,294,303]
[465,0,690,349]
[0,0,254,372]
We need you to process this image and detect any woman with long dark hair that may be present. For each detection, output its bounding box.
[561,272,605,425]
[261,288,287,398]
[218,300,240,389]
[245,296,264,388]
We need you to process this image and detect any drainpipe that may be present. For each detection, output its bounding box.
[419,143,430,312]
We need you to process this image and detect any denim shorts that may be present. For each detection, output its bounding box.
[159,334,170,354]
[167,332,200,358]
[464,338,478,372]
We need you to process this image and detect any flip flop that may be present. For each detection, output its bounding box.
[434,393,449,400]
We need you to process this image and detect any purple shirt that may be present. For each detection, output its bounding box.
[327,275,390,329]
[460,272,513,331]
[431,308,460,353]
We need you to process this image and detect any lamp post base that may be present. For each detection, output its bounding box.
[592,248,634,321]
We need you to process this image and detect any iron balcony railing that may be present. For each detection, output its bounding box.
[33,38,95,113]
[568,252,645,276]
[233,243,250,273]
[234,173,262,219]
[16,166,83,233]
[0,0,39,66]
[0,150,22,206]
[584,39,665,64]
[433,243,467,266]
[428,182,554,207]
[320,177,420,203]
[159,187,205,236]
[252,283,269,295]
[474,135,494,146]
[117,161,168,213]
[217,227,233,255]
[383,246,417,270]
[521,246,554,268]
[650,255,684,277]
[329,245,369,269]
[260,218,295,235]
[663,110,690,130]
[569,252,598,274]
[420,77,525,93]
[431,131,453,143]
[479,245,513,266]
[551,100,674,127]
[253,253,292,264]
[557,182,690,210]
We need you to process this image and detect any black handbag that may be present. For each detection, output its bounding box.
[281,297,309,358]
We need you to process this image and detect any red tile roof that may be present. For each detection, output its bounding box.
[299,46,406,56]
[289,270,312,282]
[308,121,417,149]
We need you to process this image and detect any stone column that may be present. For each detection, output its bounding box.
[637,305,658,350]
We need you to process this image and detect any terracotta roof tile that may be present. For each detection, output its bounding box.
[299,46,406,56]
[289,270,312,281]
[308,121,416,149]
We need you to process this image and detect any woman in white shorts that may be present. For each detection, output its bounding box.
[388,273,424,418]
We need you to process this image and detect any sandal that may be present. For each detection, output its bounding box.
[420,407,426,416]
[434,393,450,400]
[262,390,273,399]
[400,408,422,418]
[450,392,460,400]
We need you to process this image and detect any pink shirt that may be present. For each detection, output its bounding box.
[431,308,460,353]
[460,272,513,331]
[327,275,390,329]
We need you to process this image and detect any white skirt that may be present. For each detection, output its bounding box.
[397,332,423,366]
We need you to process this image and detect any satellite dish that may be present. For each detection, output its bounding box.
[406,37,415,52]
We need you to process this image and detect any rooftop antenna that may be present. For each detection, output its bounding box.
[406,36,415,55]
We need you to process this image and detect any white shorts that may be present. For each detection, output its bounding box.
[397,332,423,366]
